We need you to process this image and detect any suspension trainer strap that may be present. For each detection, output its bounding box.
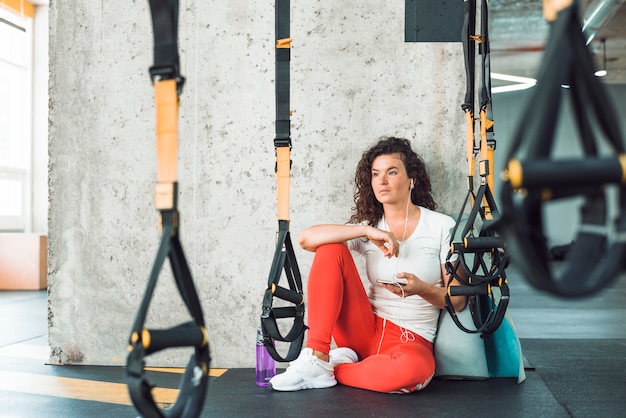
[462,0,477,185]
[445,0,509,337]
[127,1,210,416]
[499,0,626,297]
[260,0,307,363]
[478,0,495,210]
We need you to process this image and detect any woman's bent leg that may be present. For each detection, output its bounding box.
[306,243,376,357]
[270,244,375,392]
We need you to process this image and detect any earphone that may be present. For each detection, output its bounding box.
[374,176,418,351]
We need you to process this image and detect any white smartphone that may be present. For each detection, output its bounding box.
[377,278,407,286]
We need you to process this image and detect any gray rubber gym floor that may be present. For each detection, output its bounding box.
[1,263,625,417]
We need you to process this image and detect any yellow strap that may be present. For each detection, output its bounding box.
[465,112,475,178]
[479,109,494,219]
[507,159,523,189]
[276,37,292,48]
[619,153,626,184]
[543,0,573,22]
[155,79,179,184]
[478,109,496,190]
[479,108,489,165]
[276,147,291,221]
[486,146,495,192]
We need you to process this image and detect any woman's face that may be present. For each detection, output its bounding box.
[370,153,412,205]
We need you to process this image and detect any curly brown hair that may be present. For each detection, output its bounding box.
[349,137,436,226]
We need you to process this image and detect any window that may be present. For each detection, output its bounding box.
[0,4,33,231]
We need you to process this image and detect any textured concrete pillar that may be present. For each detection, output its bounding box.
[48,0,466,367]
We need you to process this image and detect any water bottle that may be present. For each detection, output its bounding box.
[256,326,276,386]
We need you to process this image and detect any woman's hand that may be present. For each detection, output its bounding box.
[366,226,399,258]
[379,272,423,297]
[380,266,467,311]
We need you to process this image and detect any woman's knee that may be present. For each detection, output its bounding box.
[321,243,358,270]
[312,243,352,265]
[314,242,349,257]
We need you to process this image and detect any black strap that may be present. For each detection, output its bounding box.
[445,0,509,338]
[478,0,492,116]
[499,1,626,298]
[127,2,209,416]
[274,0,291,147]
[445,181,510,338]
[461,0,476,115]
[261,221,307,362]
[260,0,307,363]
[148,0,184,91]
[127,213,210,418]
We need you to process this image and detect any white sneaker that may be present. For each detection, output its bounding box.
[269,348,336,391]
[329,347,359,367]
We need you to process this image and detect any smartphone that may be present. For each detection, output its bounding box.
[377,278,407,285]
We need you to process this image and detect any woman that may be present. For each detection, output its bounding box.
[269,137,466,393]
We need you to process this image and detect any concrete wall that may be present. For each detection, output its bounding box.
[47,0,466,367]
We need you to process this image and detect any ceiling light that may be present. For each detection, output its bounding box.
[491,72,537,93]
[594,38,608,77]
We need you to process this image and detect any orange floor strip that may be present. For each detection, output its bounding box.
[0,370,172,405]
[0,367,228,405]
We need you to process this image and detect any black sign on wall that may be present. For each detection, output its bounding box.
[405,0,464,42]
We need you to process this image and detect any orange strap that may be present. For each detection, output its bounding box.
[155,79,178,183]
[276,37,292,49]
[465,111,475,178]
[543,0,573,22]
[276,146,291,221]
[154,79,178,210]
[479,108,495,192]
[479,108,494,219]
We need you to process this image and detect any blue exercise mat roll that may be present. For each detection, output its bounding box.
[434,307,525,383]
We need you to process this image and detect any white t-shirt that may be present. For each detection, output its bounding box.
[347,206,455,342]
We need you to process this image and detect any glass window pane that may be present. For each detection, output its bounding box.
[0,9,31,231]
[0,177,23,216]
[0,62,28,169]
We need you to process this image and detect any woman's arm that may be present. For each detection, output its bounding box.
[298,224,399,258]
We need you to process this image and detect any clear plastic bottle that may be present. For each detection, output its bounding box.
[256,326,276,386]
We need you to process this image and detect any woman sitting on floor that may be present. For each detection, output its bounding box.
[269,136,466,394]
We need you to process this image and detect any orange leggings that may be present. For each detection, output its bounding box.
[306,243,435,393]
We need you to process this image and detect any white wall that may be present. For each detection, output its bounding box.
[47,0,466,367]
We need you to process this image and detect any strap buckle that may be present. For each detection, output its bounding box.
[149,65,186,94]
[261,288,274,319]
[274,137,291,148]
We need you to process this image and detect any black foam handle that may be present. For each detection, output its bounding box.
[448,283,490,296]
[272,285,304,305]
[509,157,625,189]
[142,321,206,355]
[463,236,505,250]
